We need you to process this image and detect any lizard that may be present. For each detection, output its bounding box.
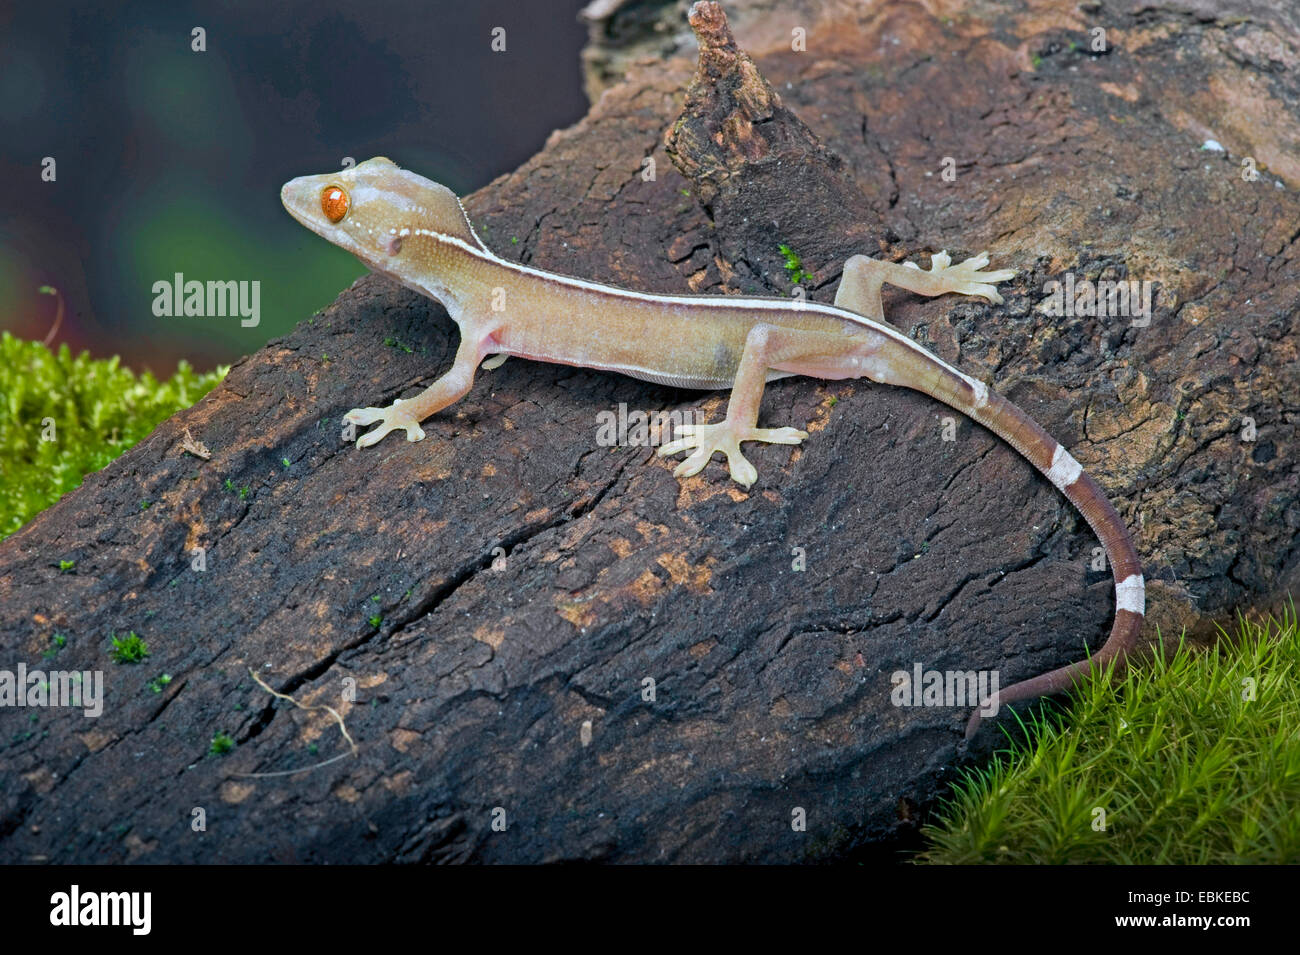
[281,156,1145,738]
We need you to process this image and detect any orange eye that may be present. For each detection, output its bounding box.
[321,186,349,223]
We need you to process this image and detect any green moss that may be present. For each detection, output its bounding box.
[777,243,816,287]
[42,634,67,661]
[147,673,172,694]
[109,631,150,664]
[209,732,235,756]
[0,332,225,539]
[918,608,1300,864]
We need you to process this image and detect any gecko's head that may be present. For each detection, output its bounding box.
[280,157,484,280]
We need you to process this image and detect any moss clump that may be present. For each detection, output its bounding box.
[777,243,816,287]
[0,332,225,538]
[109,632,150,664]
[918,608,1300,864]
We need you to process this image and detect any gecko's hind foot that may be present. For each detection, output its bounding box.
[904,250,1017,304]
[657,422,807,488]
[345,398,426,448]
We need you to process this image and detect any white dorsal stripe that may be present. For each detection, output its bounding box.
[1044,444,1083,490]
[422,228,990,397]
[1115,574,1145,614]
[453,196,486,248]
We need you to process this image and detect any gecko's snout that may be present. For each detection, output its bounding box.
[279,175,319,228]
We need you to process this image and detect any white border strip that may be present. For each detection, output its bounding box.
[1044,445,1083,491]
[1115,574,1145,614]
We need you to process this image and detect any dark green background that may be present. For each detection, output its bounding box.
[0,0,589,372]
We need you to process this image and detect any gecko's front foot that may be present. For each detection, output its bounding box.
[344,398,426,448]
[905,251,1017,304]
[657,422,807,488]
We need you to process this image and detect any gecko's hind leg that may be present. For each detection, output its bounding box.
[835,251,1015,320]
[657,324,848,487]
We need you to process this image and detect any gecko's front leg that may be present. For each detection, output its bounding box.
[346,321,500,448]
[658,323,849,487]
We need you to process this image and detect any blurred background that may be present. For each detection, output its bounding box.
[0,0,591,372]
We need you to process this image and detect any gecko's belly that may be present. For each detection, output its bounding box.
[511,351,796,391]
[498,301,745,388]
[504,345,749,391]
[496,291,846,390]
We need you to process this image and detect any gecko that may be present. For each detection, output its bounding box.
[281,156,1145,737]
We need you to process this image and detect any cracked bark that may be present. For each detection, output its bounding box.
[1,0,1297,863]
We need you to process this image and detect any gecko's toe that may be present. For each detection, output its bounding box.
[672,448,712,479]
[725,449,758,488]
[751,426,808,445]
[657,436,696,458]
[356,425,394,449]
[345,407,386,425]
[658,424,701,456]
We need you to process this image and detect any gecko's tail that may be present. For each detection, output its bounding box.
[947,388,1145,739]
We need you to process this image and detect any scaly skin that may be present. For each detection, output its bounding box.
[281,157,1144,736]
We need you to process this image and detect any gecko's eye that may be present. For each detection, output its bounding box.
[321,186,350,223]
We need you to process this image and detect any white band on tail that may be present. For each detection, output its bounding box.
[1115,574,1145,614]
[1045,444,1083,491]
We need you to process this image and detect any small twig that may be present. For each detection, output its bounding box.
[38,285,64,347]
[229,668,359,779]
[229,751,355,778]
